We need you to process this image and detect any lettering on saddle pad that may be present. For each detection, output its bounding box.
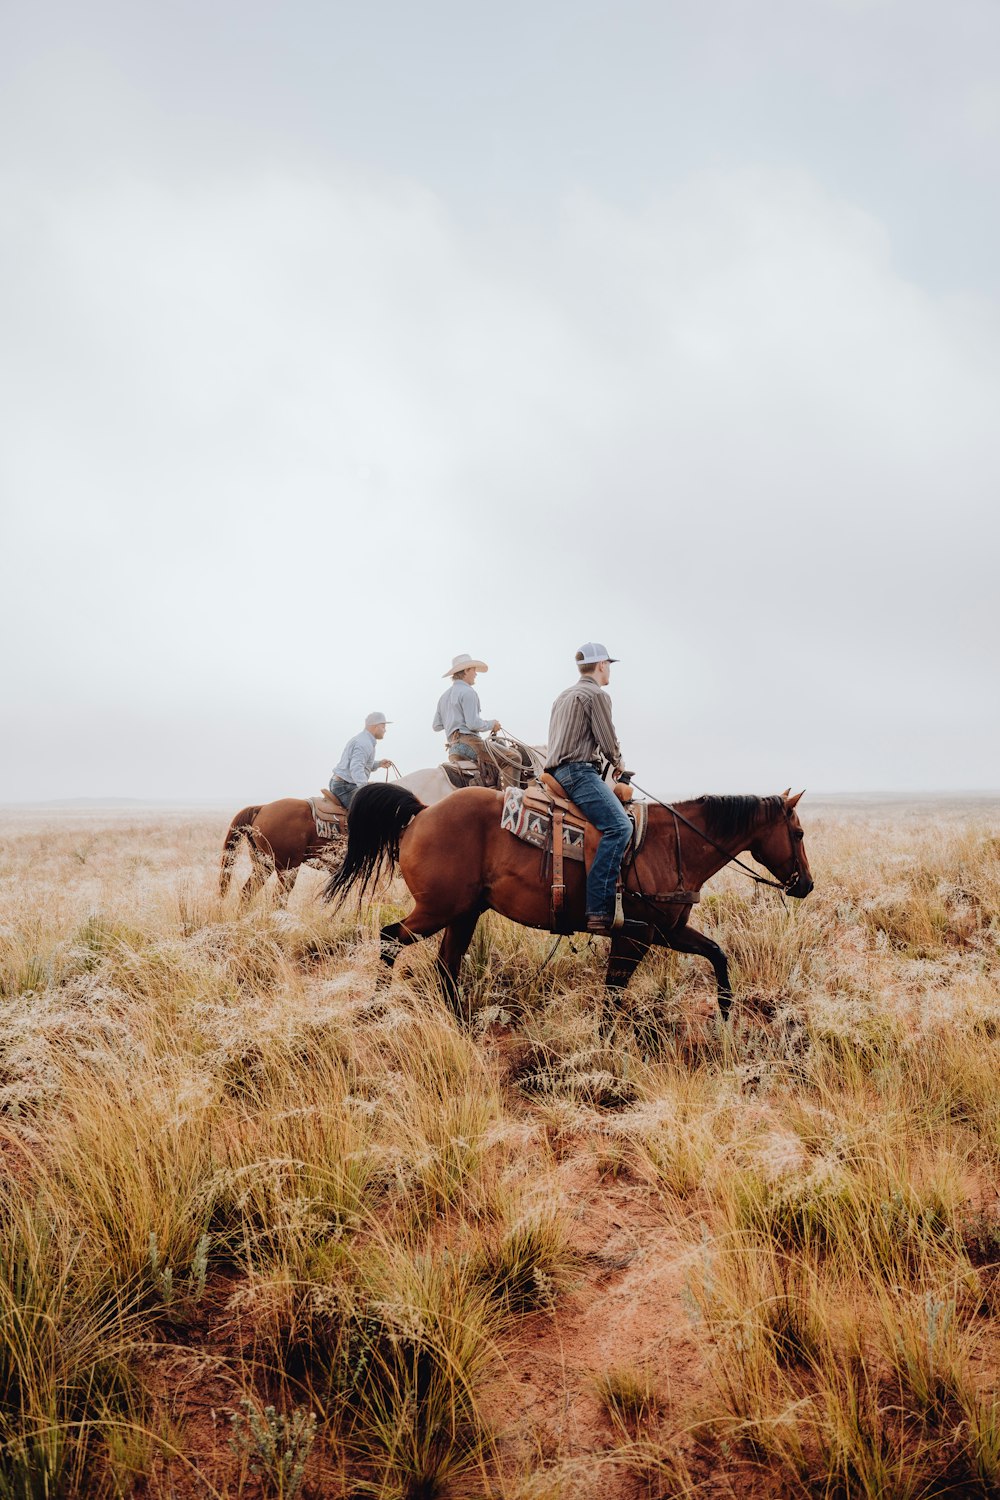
[308,797,347,841]
[500,787,586,861]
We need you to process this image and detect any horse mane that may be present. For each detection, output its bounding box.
[693,794,784,841]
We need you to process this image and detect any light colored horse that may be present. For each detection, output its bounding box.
[395,765,455,805]
[396,735,546,807]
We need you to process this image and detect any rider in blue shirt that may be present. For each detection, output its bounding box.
[329,712,392,807]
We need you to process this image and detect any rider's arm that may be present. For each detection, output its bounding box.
[348,738,374,785]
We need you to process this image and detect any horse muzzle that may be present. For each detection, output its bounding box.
[786,874,814,899]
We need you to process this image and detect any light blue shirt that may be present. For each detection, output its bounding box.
[332,729,379,787]
[433,680,492,738]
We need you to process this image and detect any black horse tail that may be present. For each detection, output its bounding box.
[219,806,262,895]
[324,784,425,905]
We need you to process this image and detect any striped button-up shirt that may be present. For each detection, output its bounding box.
[432,680,492,739]
[545,676,623,770]
[332,729,379,787]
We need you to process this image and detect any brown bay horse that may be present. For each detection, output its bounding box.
[219,799,344,902]
[325,784,814,1023]
[218,765,467,903]
[218,744,544,904]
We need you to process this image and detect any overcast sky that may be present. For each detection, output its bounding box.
[2,0,998,803]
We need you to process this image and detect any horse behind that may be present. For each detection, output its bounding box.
[218,769,476,902]
[325,783,813,1023]
[219,738,546,903]
[219,799,338,902]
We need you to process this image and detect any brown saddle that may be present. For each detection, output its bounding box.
[442,761,479,789]
[503,777,650,934]
[309,792,348,839]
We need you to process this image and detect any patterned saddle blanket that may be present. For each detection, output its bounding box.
[501,786,587,860]
[308,792,348,841]
[500,784,647,864]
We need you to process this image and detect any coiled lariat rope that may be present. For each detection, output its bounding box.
[485,730,547,782]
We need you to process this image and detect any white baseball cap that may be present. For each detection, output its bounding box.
[365,711,391,727]
[575,642,619,665]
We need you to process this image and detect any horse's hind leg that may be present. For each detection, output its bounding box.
[377,921,408,985]
[241,840,273,903]
[376,906,448,991]
[436,911,481,1026]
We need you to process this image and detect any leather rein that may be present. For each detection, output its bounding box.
[629,781,804,897]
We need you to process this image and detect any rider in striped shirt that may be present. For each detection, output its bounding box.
[546,643,632,935]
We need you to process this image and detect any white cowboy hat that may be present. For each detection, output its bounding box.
[364,711,391,727]
[442,653,489,677]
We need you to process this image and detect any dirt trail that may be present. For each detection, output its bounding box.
[479,1166,710,1497]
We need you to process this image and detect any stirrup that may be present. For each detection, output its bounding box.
[586,914,647,939]
[612,890,625,930]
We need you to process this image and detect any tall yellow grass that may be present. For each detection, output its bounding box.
[0,800,997,1496]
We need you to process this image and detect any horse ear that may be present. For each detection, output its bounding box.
[788,789,804,808]
[782,787,791,798]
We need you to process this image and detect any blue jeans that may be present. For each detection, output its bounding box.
[329,776,360,808]
[551,762,632,920]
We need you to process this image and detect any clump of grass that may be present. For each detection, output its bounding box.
[593,1363,664,1435]
[716,1146,963,1286]
[44,1048,220,1296]
[614,1070,724,1202]
[0,1168,148,1491]
[230,1238,505,1496]
[703,890,823,1004]
[957,1393,1000,1492]
[875,1287,974,1423]
[342,1244,500,1498]
[472,1209,575,1315]
[681,1227,821,1443]
[517,1046,638,1110]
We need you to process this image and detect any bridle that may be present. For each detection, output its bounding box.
[531,784,804,977]
[629,782,805,897]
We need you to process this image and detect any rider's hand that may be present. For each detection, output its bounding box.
[491,721,501,733]
[377,759,391,769]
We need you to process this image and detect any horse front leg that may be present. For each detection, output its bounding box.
[601,930,651,1036]
[658,919,733,1023]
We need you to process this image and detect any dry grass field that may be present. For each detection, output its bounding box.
[1,796,999,1498]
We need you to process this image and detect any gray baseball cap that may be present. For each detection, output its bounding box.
[575,642,619,664]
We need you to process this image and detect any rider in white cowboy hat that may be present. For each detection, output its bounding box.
[432,654,514,789]
[329,711,393,809]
